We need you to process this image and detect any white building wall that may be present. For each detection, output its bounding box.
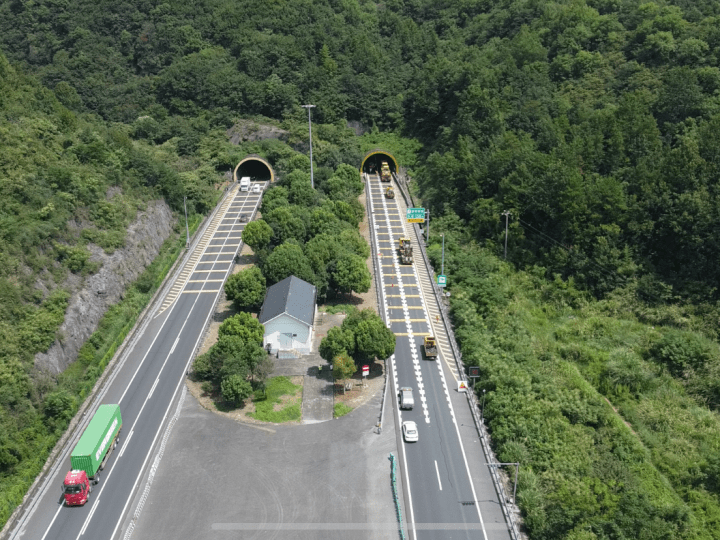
[263,314,313,354]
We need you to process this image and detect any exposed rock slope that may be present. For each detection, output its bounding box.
[35,200,175,373]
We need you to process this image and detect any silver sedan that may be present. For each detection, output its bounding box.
[402,421,418,442]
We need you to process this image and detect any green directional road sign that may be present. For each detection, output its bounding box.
[406,207,426,223]
[437,274,447,287]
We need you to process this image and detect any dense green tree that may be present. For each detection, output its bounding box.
[218,312,265,346]
[319,325,355,362]
[241,220,273,252]
[264,206,307,246]
[332,352,357,393]
[329,253,371,296]
[260,186,289,214]
[352,316,396,362]
[262,242,315,285]
[224,267,267,311]
[221,374,253,407]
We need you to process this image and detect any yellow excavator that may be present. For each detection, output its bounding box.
[384,186,395,199]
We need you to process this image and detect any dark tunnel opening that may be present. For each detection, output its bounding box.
[236,159,272,181]
[362,153,397,176]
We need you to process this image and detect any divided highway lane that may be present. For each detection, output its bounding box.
[11,184,265,540]
[367,174,488,540]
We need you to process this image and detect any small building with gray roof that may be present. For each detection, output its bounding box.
[259,275,317,355]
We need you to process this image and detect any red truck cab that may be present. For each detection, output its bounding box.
[63,470,91,506]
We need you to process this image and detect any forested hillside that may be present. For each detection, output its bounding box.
[3,0,720,299]
[405,0,720,300]
[3,0,720,537]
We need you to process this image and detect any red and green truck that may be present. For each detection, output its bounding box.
[63,404,122,506]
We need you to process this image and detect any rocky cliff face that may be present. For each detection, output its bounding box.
[35,200,176,374]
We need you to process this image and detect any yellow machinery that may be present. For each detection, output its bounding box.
[398,236,413,264]
[381,161,391,182]
[385,186,395,199]
[423,336,438,359]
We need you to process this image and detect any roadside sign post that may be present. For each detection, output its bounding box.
[406,208,426,223]
[362,364,369,386]
[468,366,480,391]
[437,274,447,288]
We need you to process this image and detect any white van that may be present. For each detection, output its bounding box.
[239,177,251,191]
[400,387,414,410]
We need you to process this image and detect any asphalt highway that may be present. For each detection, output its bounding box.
[368,173,508,540]
[9,184,263,540]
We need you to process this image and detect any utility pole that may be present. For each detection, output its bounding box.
[301,105,316,189]
[425,209,430,246]
[183,196,190,248]
[501,211,511,259]
[487,463,520,506]
[441,233,445,276]
[481,388,486,422]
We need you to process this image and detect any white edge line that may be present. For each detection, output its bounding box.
[435,460,443,491]
[119,430,134,458]
[78,496,99,536]
[109,194,251,540]
[39,505,62,540]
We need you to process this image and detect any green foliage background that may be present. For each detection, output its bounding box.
[3,0,720,536]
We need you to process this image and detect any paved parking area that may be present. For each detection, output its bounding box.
[130,385,401,540]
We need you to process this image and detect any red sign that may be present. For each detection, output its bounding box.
[362,365,370,376]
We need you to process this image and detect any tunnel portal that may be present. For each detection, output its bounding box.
[360,150,399,176]
[233,155,274,183]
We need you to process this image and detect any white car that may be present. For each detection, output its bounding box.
[251,183,261,193]
[402,421,418,442]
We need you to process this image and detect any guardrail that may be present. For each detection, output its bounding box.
[392,173,523,540]
[389,453,407,540]
[364,174,389,434]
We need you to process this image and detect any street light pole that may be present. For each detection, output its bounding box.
[502,210,511,259]
[301,104,316,189]
[183,196,190,248]
[425,209,430,245]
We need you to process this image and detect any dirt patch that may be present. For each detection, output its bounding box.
[334,359,385,410]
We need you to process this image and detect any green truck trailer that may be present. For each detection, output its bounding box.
[63,404,122,505]
[70,404,122,480]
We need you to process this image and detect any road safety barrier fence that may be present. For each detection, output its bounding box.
[389,453,406,540]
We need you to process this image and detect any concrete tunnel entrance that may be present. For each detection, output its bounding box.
[233,155,275,183]
[360,150,399,176]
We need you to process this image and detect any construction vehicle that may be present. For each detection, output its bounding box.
[384,186,395,199]
[62,405,122,506]
[423,336,438,359]
[381,161,391,182]
[398,236,413,264]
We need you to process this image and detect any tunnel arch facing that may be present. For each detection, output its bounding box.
[360,150,399,176]
[233,155,275,183]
